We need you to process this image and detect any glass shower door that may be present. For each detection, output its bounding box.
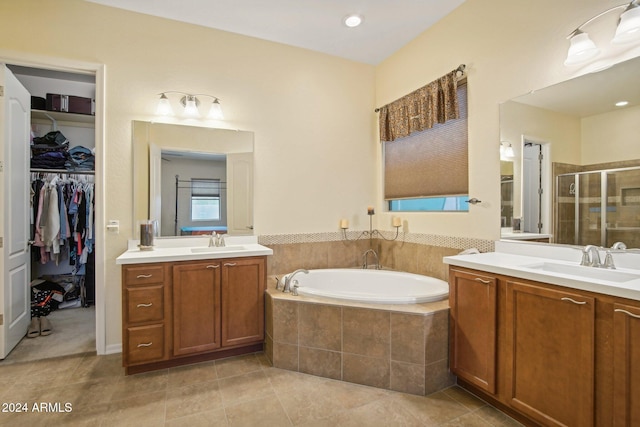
[605,168,640,248]
[577,172,602,246]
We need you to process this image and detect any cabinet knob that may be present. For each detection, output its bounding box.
[615,308,640,319]
[561,297,587,305]
[136,274,153,278]
[137,342,153,347]
[136,303,153,308]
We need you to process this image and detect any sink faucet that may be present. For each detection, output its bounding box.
[209,233,225,247]
[581,245,602,267]
[362,249,381,270]
[283,269,308,293]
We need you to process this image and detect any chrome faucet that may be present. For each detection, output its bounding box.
[362,249,381,270]
[208,233,216,247]
[216,234,225,247]
[283,269,308,293]
[581,245,603,267]
[612,241,627,250]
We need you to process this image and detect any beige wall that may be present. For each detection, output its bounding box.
[1,0,375,349]
[582,105,640,165]
[2,0,640,350]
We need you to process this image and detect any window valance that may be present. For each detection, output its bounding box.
[378,68,461,142]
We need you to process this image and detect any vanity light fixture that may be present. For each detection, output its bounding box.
[500,141,515,160]
[564,1,640,66]
[156,91,224,120]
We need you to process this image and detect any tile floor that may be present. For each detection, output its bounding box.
[0,352,523,427]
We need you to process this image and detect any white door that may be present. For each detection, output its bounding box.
[227,153,253,235]
[0,65,31,359]
[523,143,542,233]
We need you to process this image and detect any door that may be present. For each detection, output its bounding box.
[522,143,542,233]
[172,261,221,356]
[505,280,595,427]
[0,65,31,359]
[449,268,497,394]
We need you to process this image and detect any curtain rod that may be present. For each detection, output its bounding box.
[374,64,466,113]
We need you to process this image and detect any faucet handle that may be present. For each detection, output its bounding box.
[580,251,591,266]
[603,251,616,269]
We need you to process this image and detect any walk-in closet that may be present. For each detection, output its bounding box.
[2,65,97,362]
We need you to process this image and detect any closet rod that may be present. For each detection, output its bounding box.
[30,168,95,175]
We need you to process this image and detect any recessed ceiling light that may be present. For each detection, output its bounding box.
[615,101,629,107]
[344,14,363,28]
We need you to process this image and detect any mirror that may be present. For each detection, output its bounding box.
[132,121,254,237]
[500,55,640,246]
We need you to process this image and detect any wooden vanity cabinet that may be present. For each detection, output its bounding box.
[122,263,171,367]
[449,268,498,394]
[122,256,266,374]
[504,280,595,427]
[612,301,640,427]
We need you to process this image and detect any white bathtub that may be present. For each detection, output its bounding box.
[284,268,449,304]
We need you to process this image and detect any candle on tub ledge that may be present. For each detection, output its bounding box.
[367,206,375,215]
[340,219,349,229]
[392,217,402,228]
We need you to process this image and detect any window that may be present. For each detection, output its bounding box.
[384,83,468,212]
[191,179,220,221]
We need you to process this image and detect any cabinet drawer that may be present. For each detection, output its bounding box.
[124,265,164,286]
[126,324,165,365]
[126,286,164,324]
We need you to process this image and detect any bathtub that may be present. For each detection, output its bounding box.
[282,268,449,304]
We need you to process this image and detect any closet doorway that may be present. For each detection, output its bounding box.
[0,55,105,363]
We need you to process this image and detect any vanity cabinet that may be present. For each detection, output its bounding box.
[449,269,497,394]
[504,280,595,427]
[612,302,640,426]
[121,256,266,374]
[448,265,639,427]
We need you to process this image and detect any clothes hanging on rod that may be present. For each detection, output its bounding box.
[30,172,95,274]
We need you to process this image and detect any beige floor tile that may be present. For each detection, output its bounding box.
[225,396,292,426]
[168,361,218,389]
[218,370,275,405]
[320,396,423,427]
[391,390,471,426]
[264,367,328,394]
[215,354,262,379]
[111,369,169,400]
[164,408,229,427]
[440,412,494,427]
[165,380,224,421]
[103,391,167,427]
[474,405,525,426]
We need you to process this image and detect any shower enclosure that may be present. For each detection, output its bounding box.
[556,166,640,248]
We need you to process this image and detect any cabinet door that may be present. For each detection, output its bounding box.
[172,261,221,356]
[449,268,498,394]
[613,302,640,427]
[505,280,595,427]
[221,258,265,347]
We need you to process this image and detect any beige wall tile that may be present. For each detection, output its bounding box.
[391,313,425,364]
[343,307,390,359]
[298,303,342,351]
[343,353,390,389]
[299,346,342,380]
[425,310,449,365]
[424,359,455,395]
[390,361,425,395]
[272,299,298,344]
[272,342,299,371]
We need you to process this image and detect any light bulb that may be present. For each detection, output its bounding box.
[182,96,200,118]
[564,31,600,66]
[613,5,640,43]
[156,94,173,116]
[207,99,224,120]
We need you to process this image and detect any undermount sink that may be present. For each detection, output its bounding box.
[190,245,246,253]
[522,262,640,283]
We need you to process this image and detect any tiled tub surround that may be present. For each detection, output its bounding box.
[259,231,494,279]
[264,285,453,396]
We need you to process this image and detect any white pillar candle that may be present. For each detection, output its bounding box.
[392,217,402,227]
[340,219,349,229]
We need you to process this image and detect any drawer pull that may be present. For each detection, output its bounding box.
[206,265,220,269]
[137,342,153,348]
[561,297,587,305]
[615,308,640,319]
[136,303,153,308]
[474,278,491,284]
[224,262,237,267]
[136,274,153,279]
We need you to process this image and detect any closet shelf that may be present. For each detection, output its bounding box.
[31,109,95,127]
[30,168,94,175]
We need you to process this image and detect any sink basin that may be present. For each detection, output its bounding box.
[523,262,640,283]
[190,245,246,253]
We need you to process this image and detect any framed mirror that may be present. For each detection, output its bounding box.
[499,55,640,246]
[132,121,254,237]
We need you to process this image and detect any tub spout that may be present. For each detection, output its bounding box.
[362,249,381,270]
[284,269,309,293]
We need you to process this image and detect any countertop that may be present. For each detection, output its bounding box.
[116,235,273,265]
[444,244,640,301]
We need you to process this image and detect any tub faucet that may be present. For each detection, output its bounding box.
[362,249,381,270]
[580,245,602,267]
[284,269,308,293]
